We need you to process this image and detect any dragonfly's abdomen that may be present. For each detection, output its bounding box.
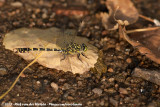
[14,43,87,54]
[14,48,60,53]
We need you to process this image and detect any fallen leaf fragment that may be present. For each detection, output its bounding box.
[119,24,160,65]
[101,0,139,30]
[91,50,107,76]
[3,27,98,74]
[132,68,160,86]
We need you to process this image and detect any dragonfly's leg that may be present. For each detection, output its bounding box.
[60,54,66,61]
[77,53,83,62]
[81,52,88,59]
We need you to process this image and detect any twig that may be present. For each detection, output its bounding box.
[0,44,48,100]
[126,27,160,34]
[139,14,154,23]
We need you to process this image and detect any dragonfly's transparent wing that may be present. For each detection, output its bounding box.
[56,29,77,48]
[55,29,77,72]
[64,29,77,45]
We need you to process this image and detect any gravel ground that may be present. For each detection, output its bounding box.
[0,0,160,107]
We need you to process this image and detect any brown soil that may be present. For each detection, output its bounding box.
[0,0,160,106]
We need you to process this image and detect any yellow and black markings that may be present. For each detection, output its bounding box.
[14,43,88,55]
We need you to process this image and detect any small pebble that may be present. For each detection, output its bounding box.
[63,92,68,98]
[94,25,100,29]
[100,100,105,106]
[101,77,106,82]
[44,79,48,84]
[108,68,114,72]
[32,14,36,19]
[102,30,108,36]
[36,81,41,85]
[42,13,47,19]
[13,21,20,26]
[119,88,128,95]
[126,58,132,64]
[0,67,7,76]
[115,44,121,51]
[51,82,58,91]
[35,8,41,14]
[77,81,83,86]
[17,94,19,96]
[63,83,70,90]
[11,2,22,7]
[59,79,66,82]
[108,78,114,82]
[67,96,74,100]
[104,88,116,93]
[109,97,118,107]
[50,13,55,18]
[92,88,102,95]
[38,66,44,70]
[124,97,130,103]
[115,84,119,89]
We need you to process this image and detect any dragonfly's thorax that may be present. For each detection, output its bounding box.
[61,43,87,54]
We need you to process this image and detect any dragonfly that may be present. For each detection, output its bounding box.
[14,29,88,61]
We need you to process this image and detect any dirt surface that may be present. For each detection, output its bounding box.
[0,0,160,107]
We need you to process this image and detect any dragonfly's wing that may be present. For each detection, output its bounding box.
[64,29,77,45]
[56,29,77,48]
[56,29,65,48]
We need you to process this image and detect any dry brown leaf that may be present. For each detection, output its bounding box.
[101,0,139,30]
[119,24,160,64]
[3,27,98,74]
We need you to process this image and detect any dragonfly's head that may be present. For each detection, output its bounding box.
[81,43,87,52]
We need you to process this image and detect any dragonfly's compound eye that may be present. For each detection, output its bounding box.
[82,43,87,52]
